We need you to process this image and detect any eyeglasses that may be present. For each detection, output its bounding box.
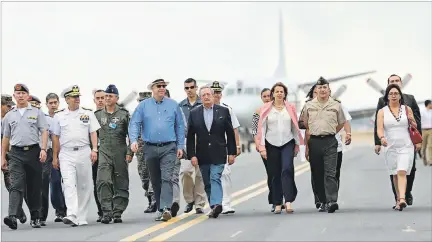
[389,92,400,96]
[184,86,195,90]
[156,85,166,89]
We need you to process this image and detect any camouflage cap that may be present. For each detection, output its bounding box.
[1,94,15,106]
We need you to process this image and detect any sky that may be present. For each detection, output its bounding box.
[1,1,431,114]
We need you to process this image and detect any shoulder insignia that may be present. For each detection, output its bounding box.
[333,98,341,103]
[222,103,231,108]
[82,107,92,111]
[54,108,65,113]
[30,103,41,108]
[119,106,129,112]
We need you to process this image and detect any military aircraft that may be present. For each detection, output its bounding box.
[193,12,383,152]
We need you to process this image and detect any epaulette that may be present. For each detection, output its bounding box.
[55,108,65,113]
[333,97,341,103]
[44,113,49,116]
[222,103,230,108]
[119,106,129,112]
[30,103,41,109]
[94,109,102,113]
[82,107,92,111]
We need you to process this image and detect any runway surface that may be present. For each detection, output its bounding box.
[1,142,431,241]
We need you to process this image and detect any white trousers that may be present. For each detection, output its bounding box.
[59,146,93,225]
[221,163,232,209]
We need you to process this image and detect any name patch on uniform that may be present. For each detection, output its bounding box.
[111,117,120,124]
[27,116,37,120]
[80,114,89,123]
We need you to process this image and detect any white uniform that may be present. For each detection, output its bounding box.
[51,107,100,225]
[335,105,352,152]
[220,103,240,213]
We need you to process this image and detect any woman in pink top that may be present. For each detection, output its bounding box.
[256,82,304,214]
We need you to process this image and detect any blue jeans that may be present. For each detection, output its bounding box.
[199,164,224,207]
[50,167,67,216]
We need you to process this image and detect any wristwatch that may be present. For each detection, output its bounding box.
[92,148,98,152]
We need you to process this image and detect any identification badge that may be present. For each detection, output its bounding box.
[109,123,117,129]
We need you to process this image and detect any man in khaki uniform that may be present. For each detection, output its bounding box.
[302,77,346,213]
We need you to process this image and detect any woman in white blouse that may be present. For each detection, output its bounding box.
[256,82,304,214]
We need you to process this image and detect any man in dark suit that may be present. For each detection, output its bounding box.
[374,74,421,206]
[186,86,236,218]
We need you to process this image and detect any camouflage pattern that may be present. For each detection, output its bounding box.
[137,136,154,198]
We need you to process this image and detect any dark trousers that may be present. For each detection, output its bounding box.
[390,156,416,200]
[50,166,67,216]
[40,149,53,221]
[8,145,42,220]
[261,157,275,204]
[266,139,297,205]
[2,153,28,219]
[92,159,103,216]
[309,136,339,203]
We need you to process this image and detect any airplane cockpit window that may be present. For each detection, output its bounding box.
[225,88,235,96]
[244,87,254,95]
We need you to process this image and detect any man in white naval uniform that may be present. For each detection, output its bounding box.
[208,81,241,214]
[51,85,100,226]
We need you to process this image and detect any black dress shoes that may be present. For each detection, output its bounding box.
[4,216,17,230]
[30,219,42,228]
[171,202,180,217]
[406,194,413,206]
[327,202,339,213]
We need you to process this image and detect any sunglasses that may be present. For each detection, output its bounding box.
[184,86,196,90]
[156,85,166,89]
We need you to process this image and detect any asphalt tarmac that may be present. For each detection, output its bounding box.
[1,142,431,241]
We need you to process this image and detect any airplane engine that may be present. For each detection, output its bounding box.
[118,90,138,108]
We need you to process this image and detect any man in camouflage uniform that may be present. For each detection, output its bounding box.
[135,91,157,213]
[1,94,27,224]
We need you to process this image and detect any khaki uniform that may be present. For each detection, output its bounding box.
[302,97,346,209]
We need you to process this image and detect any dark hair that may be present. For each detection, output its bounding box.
[425,100,431,107]
[165,89,171,98]
[260,88,270,96]
[383,84,404,105]
[270,82,288,101]
[184,78,196,86]
[387,74,401,84]
[306,84,317,99]
[45,93,59,102]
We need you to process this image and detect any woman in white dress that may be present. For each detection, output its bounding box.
[377,84,421,211]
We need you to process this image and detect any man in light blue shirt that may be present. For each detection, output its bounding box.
[129,79,185,222]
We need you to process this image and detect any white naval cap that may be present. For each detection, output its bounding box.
[61,85,82,98]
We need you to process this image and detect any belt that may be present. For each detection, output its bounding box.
[61,146,89,151]
[310,134,334,139]
[11,144,39,151]
[144,141,174,147]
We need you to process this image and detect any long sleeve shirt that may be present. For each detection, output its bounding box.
[128,97,185,150]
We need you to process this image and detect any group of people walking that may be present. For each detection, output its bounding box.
[1,78,240,230]
[1,73,430,231]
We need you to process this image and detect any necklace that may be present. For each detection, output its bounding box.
[389,105,402,122]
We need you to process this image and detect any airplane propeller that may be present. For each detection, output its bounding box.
[332,84,347,99]
[366,73,412,95]
[118,90,138,108]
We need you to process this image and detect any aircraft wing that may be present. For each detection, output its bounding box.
[348,99,429,120]
[297,70,376,92]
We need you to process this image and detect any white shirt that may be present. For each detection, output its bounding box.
[336,105,352,152]
[421,108,432,129]
[261,107,299,147]
[51,107,100,148]
[221,103,240,129]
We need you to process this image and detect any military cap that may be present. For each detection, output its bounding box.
[147,78,170,91]
[316,76,329,85]
[1,94,15,106]
[62,85,81,98]
[14,83,29,93]
[137,91,152,101]
[209,81,224,92]
[28,95,41,104]
[105,84,119,95]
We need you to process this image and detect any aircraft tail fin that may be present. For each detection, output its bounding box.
[272,10,287,80]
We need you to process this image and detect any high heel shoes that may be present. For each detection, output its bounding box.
[398,198,407,211]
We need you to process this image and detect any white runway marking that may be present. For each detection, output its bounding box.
[230,230,243,238]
